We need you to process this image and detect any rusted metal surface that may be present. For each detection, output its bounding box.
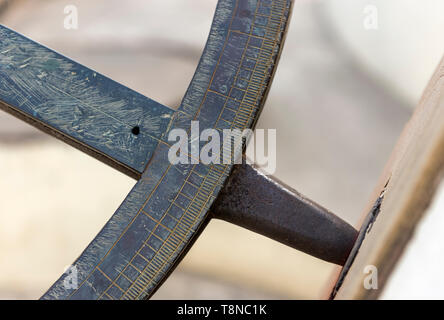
[212,164,358,266]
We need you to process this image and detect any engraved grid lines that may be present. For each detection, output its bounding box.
[66,0,290,300]
[121,1,278,299]
[123,0,288,299]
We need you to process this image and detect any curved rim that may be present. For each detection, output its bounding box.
[42,0,293,300]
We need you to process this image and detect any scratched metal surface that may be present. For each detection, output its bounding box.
[0,0,292,300]
[0,26,174,177]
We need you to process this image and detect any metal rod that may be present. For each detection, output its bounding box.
[211,164,358,266]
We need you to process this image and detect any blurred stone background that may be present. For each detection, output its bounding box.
[0,0,443,299]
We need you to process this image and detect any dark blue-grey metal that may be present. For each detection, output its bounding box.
[1,0,293,299]
[212,164,358,266]
[0,25,174,178]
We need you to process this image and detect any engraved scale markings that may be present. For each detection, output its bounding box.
[34,0,293,300]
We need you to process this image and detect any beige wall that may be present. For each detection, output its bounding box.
[323,0,444,105]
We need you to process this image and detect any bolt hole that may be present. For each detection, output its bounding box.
[132,126,140,136]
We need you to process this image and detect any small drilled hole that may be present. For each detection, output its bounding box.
[132,126,140,136]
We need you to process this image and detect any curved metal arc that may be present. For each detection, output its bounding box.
[42,0,293,300]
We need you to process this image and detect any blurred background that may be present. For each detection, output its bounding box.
[0,0,443,299]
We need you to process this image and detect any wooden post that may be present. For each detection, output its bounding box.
[329,55,444,299]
